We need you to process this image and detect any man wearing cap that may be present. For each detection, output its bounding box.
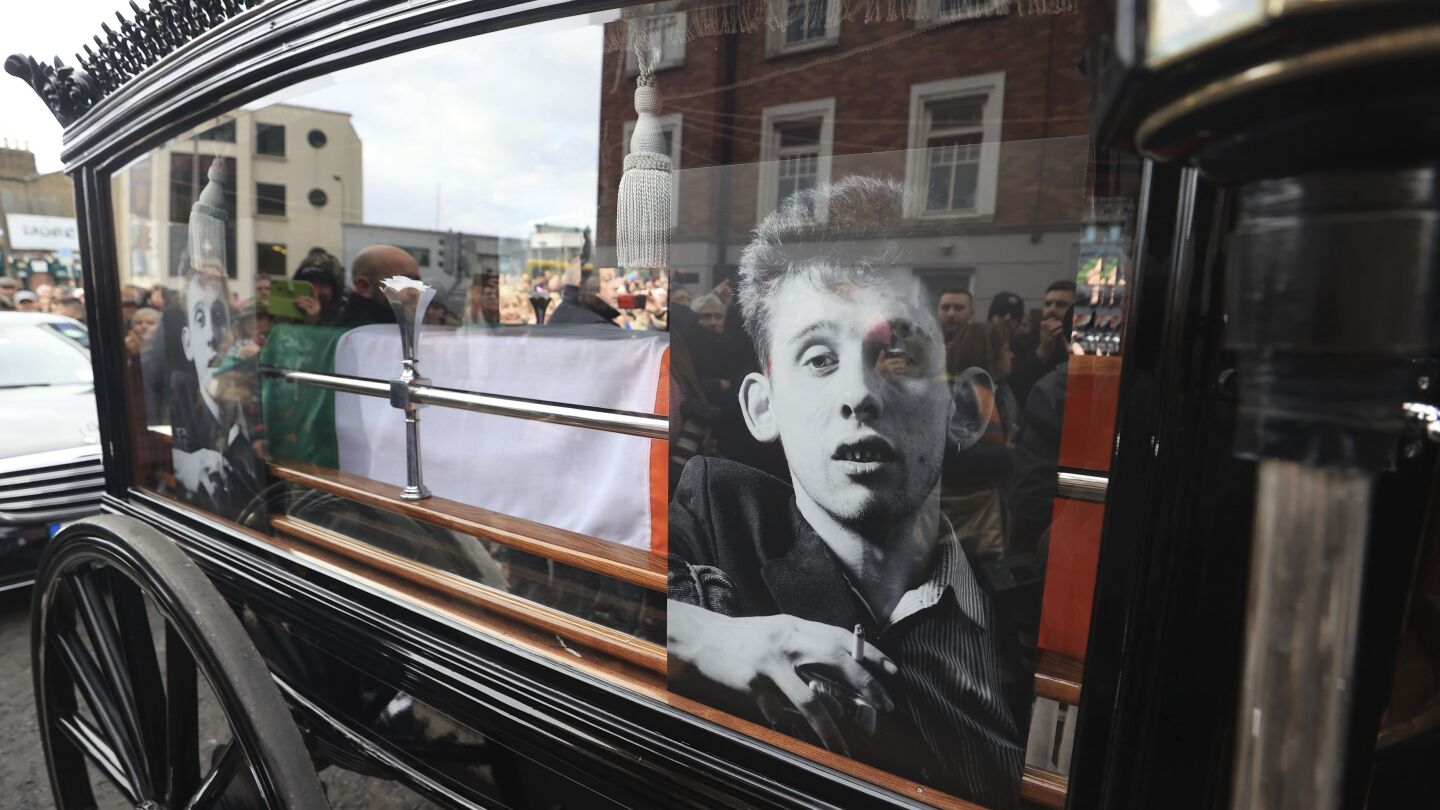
[14,291,38,312]
[0,277,18,310]
[56,296,86,324]
[987,291,1025,330]
[292,252,344,326]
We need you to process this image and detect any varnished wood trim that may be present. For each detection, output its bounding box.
[1033,673,1081,707]
[145,479,1017,809]
[269,462,666,592]
[1019,767,1068,809]
[663,692,989,810]
[1034,649,1084,705]
[272,514,666,674]
[1377,701,1440,749]
[259,514,988,810]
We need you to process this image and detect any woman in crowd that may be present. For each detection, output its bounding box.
[942,320,1020,560]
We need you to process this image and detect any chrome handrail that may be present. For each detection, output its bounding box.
[261,367,669,441]
[1057,471,1109,503]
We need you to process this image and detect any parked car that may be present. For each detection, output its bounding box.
[0,311,103,590]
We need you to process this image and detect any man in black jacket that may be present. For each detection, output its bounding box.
[546,258,620,326]
[1008,280,1075,407]
[667,178,1025,809]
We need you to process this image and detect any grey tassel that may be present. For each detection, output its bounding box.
[189,157,229,275]
[616,74,672,273]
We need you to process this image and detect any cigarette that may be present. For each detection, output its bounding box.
[852,624,865,659]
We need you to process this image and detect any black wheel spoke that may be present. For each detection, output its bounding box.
[34,518,329,810]
[107,567,170,792]
[184,741,242,810]
[54,714,139,804]
[51,627,154,799]
[64,571,152,784]
[166,624,200,808]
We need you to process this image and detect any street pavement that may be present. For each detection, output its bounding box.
[0,588,62,810]
[0,587,433,809]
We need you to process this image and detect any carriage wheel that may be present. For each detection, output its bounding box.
[32,515,330,809]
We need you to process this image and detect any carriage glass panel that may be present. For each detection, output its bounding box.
[106,1,1142,806]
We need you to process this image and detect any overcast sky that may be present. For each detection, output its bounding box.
[1,3,607,239]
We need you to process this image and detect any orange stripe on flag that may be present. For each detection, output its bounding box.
[649,348,670,556]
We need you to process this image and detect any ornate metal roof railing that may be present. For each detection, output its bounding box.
[5,0,269,126]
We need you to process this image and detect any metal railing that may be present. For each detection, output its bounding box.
[261,367,669,441]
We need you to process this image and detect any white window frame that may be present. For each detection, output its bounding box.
[914,0,1010,27]
[904,73,1005,220]
[622,113,684,227]
[757,98,836,222]
[625,11,687,74]
[766,0,842,57]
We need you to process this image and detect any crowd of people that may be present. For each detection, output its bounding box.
[0,276,88,322]
[13,229,1077,566]
[114,239,692,514]
[477,258,673,330]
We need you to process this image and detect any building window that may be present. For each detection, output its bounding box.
[915,0,1010,26]
[905,73,1004,219]
[767,0,840,56]
[625,11,686,73]
[255,123,286,157]
[757,98,834,221]
[196,120,236,142]
[256,182,287,217]
[399,246,432,268]
[257,243,288,277]
[622,113,683,227]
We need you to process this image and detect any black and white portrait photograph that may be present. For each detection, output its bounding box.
[667,177,1036,810]
[167,157,263,521]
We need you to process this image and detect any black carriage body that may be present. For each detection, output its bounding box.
[30,1,1437,808]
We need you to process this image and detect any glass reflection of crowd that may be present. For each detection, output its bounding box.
[119,243,680,456]
[0,278,87,321]
[116,207,679,639]
[116,217,1081,567]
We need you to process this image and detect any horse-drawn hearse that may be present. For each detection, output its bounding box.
[6,0,1438,807]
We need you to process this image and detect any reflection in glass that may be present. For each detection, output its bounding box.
[101,3,1150,806]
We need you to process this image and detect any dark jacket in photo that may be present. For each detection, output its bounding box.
[668,456,1027,809]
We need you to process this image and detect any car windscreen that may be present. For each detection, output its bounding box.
[0,323,94,387]
[43,320,91,349]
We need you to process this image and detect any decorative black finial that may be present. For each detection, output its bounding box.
[7,0,269,126]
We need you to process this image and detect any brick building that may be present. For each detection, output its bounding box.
[595,0,1096,312]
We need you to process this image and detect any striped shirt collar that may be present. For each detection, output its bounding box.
[884,518,988,631]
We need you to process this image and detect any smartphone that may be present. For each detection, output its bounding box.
[615,293,647,310]
[267,279,314,320]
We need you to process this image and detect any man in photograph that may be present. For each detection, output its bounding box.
[170,265,261,518]
[169,158,262,520]
[667,178,1026,809]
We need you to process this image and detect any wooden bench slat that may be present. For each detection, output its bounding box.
[272,515,666,674]
[269,462,666,592]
